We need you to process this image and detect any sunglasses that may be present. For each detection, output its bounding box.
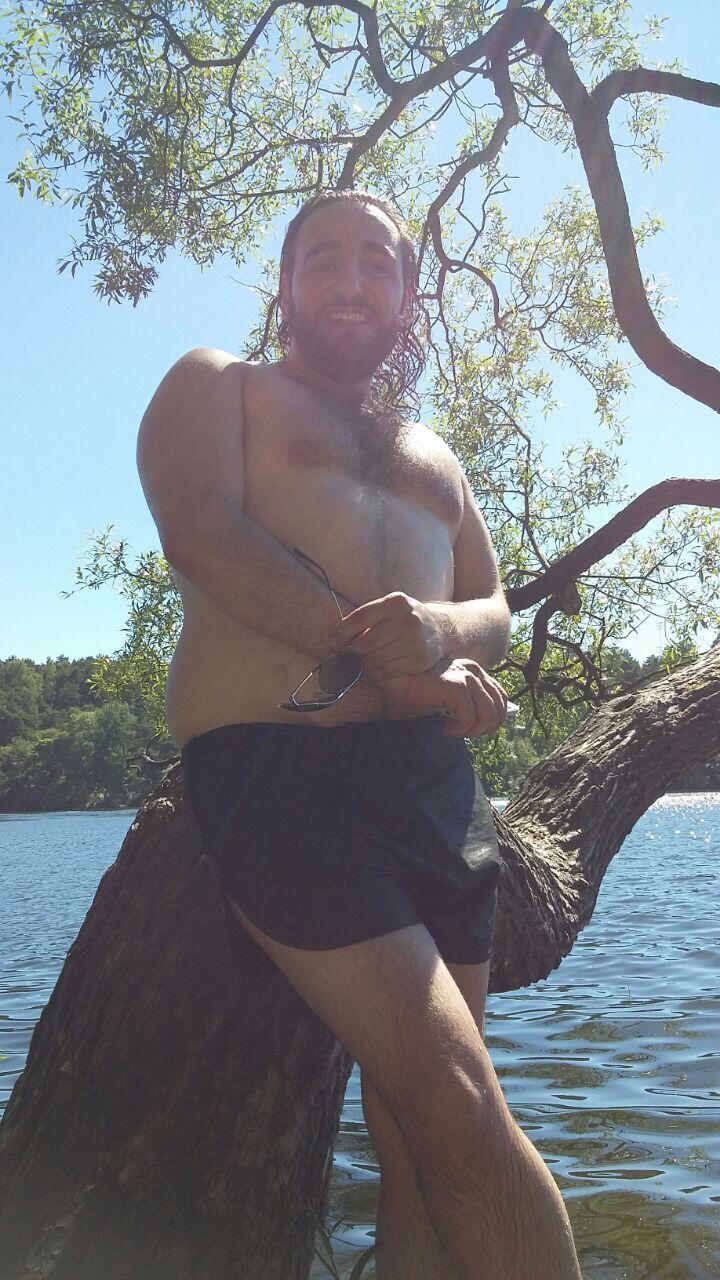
[277,547,520,730]
[276,548,364,713]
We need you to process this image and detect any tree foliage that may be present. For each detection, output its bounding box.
[0,1,676,305]
[0,655,167,810]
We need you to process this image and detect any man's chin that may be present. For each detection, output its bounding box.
[297,334,396,383]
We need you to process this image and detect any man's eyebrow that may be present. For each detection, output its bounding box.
[302,238,398,263]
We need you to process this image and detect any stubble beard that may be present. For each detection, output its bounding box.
[285,301,402,384]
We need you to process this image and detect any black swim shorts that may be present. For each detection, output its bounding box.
[181,712,501,978]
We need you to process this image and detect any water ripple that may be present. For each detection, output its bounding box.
[2,798,719,1279]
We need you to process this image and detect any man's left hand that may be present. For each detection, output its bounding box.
[333,593,447,679]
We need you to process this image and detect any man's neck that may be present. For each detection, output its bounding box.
[277,352,372,408]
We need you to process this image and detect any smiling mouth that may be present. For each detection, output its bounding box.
[328,311,371,323]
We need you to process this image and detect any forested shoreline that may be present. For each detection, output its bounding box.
[1,651,717,814]
[0,655,173,813]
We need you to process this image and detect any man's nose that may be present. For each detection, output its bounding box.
[334,258,365,295]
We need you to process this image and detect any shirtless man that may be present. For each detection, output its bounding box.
[137,191,581,1279]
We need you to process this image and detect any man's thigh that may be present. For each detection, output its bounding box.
[227,895,489,1108]
[446,960,490,1037]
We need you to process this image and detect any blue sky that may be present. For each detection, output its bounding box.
[1,0,718,666]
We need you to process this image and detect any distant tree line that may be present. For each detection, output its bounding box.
[0,649,716,814]
[0,656,173,812]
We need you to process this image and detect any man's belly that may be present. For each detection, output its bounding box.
[166,479,456,748]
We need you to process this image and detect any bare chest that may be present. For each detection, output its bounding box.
[243,380,462,531]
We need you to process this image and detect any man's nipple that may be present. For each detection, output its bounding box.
[286,434,336,469]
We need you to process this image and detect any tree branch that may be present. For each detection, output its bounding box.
[337,4,522,186]
[119,0,290,70]
[303,0,399,96]
[524,595,557,686]
[516,8,720,414]
[505,477,720,613]
[591,67,720,117]
[417,55,519,321]
[491,641,720,989]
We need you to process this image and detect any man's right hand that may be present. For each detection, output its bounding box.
[367,659,509,738]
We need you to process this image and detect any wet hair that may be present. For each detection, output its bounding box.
[274,190,427,414]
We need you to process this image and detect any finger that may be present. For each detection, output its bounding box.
[439,682,465,735]
[444,687,476,738]
[484,672,510,712]
[369,657,417,681]
[479,676,507,730]
[346,619,399,658]
[334,598,392,647]
[465,667,507,729]
[367,645,435,679]
[463,676,496,737]
[448,672,493,738]
[439,670,508,738]
[442,712,468,737]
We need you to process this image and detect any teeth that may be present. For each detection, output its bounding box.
[332,312,368,321]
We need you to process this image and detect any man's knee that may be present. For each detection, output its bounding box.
[360,1018,501,1152]
[363,1064,494,1194]
[395,1064,503,1153]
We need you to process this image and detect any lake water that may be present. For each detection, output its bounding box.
[1,793,719,1279]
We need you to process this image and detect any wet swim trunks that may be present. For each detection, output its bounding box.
[181,713,501,978]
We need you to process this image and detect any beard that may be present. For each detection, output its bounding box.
[284,299,402,383]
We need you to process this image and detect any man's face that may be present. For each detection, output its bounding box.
[280,201,410,384]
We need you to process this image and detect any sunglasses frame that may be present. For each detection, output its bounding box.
[277,548,364,713]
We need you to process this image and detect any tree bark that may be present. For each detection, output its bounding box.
[1,644,718,1276]
[0,781,354,1279]
[491,641,720,990]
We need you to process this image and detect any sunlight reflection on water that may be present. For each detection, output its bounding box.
[316,793,720,1279]
[1,796,719,1279]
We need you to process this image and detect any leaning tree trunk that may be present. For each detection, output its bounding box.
[1,645,718,1278]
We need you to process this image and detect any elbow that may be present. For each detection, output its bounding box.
[492,597,512,668]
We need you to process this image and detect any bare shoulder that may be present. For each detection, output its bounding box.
[147,346,251,407]
[136,349,256,557]
[174,345,241,373]
[138,348,259,457]
[411,418,464,479]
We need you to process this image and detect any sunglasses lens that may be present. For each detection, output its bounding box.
[278,642,363,713]
[318,651,363,694]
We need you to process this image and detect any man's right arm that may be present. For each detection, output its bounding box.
[136,348,350,662]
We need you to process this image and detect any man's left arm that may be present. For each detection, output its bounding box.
[430,468,511,670]
[333,468,511,678]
